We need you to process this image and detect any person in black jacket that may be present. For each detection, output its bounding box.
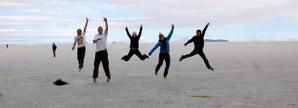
[121,25,148,61]
[52,43,57,57]
[179,23,214,71]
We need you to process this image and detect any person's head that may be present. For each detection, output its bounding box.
[77,29,82,36]
[132,32,137,37]
[196,29,202,36]
[98,26,103,34]
[159,32,165,41]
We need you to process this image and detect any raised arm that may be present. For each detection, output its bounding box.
[137,25,143,38]
[148,42,161,56]
[103,17,108,34]
[166,24,174,40]
[83,17,89,33]
[125,27,132,38]
[201,22,210,37]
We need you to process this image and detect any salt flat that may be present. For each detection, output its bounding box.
[0,42,298,108]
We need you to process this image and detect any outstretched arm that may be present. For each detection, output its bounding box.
[148,42,160,56]
[201,22,210,37]
[137,25,143,38]
[83,17,89,33]
[103,17,108,34]
[166,24,174,40]
[125,27,132,38]
[184,37,194,46]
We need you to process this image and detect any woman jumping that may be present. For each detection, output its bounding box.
[148,24,174,79]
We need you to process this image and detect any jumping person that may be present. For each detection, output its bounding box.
[92,17,111,83]
[121,25,149,61]
[52,43,57,57]
[72,17,89,72]
[149,24,174,79]
[179,23,214,71]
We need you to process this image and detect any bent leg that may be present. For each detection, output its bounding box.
[180,50,198,61]
[164,54,171,78]
[155,53,165,75]
[122,50,134,61]
[198,50,213,70]
[135,50,148,60]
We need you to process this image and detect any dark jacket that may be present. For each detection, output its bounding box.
[126,26,142,49]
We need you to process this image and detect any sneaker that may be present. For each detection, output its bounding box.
[163,76,167,80]
[208,67,214,71]
[179,55,184,62]
[93,78,97,84]
[106,78,111,83]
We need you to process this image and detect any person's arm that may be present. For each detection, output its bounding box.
[83,17,89,33]
[93,36,102,44]
[103,17,108,34]
[125,27,132,38]
[72,39,76,50]
[184,37,194,46]
[166,24,174,40]
[148,42,160,56]
[137,25,143,38]
[201,22,210,37]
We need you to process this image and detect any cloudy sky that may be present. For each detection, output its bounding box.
[1,0,298,44]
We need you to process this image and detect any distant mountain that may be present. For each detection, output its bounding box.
[204,39,229,42]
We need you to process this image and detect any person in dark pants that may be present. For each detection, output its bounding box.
[52,43,57,57]
[72,17,89,72]
[6,44,8,48]
[121,25,148,61]
[92,17,111,83]
[179,23,214,71]
[149,24,174,80]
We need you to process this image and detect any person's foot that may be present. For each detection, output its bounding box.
[144,55,149,59]
[93,78,97,84]
[179,55,184,62]
[208,67,214,71]
[78,67,82,72]
[106,78,111,83]
[155,71,158,76]
[163,76,167,80]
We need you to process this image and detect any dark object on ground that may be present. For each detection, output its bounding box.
[53,79,68,86]
[6,44,8,48]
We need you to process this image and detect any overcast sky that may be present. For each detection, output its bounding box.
[1,0,298,43]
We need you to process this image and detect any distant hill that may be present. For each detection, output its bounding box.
[205,39,229,42]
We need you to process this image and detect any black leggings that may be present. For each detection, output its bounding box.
[122,49,148,61]
[77,47,86,68]
[93,50,111,79]
[155,53,171,77]
[181,49,212,69]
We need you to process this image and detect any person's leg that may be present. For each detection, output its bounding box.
[102,50,111,82]
[77,48,82,68]
[163,53,171,79]
[155,53,165,75]
[121,50,134,61]
[80,47,86,68]
[52,49,56,57]
[180,50,198,61]
[135,50,148,60]
[93,51,101,81]
[198,50,214,70]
